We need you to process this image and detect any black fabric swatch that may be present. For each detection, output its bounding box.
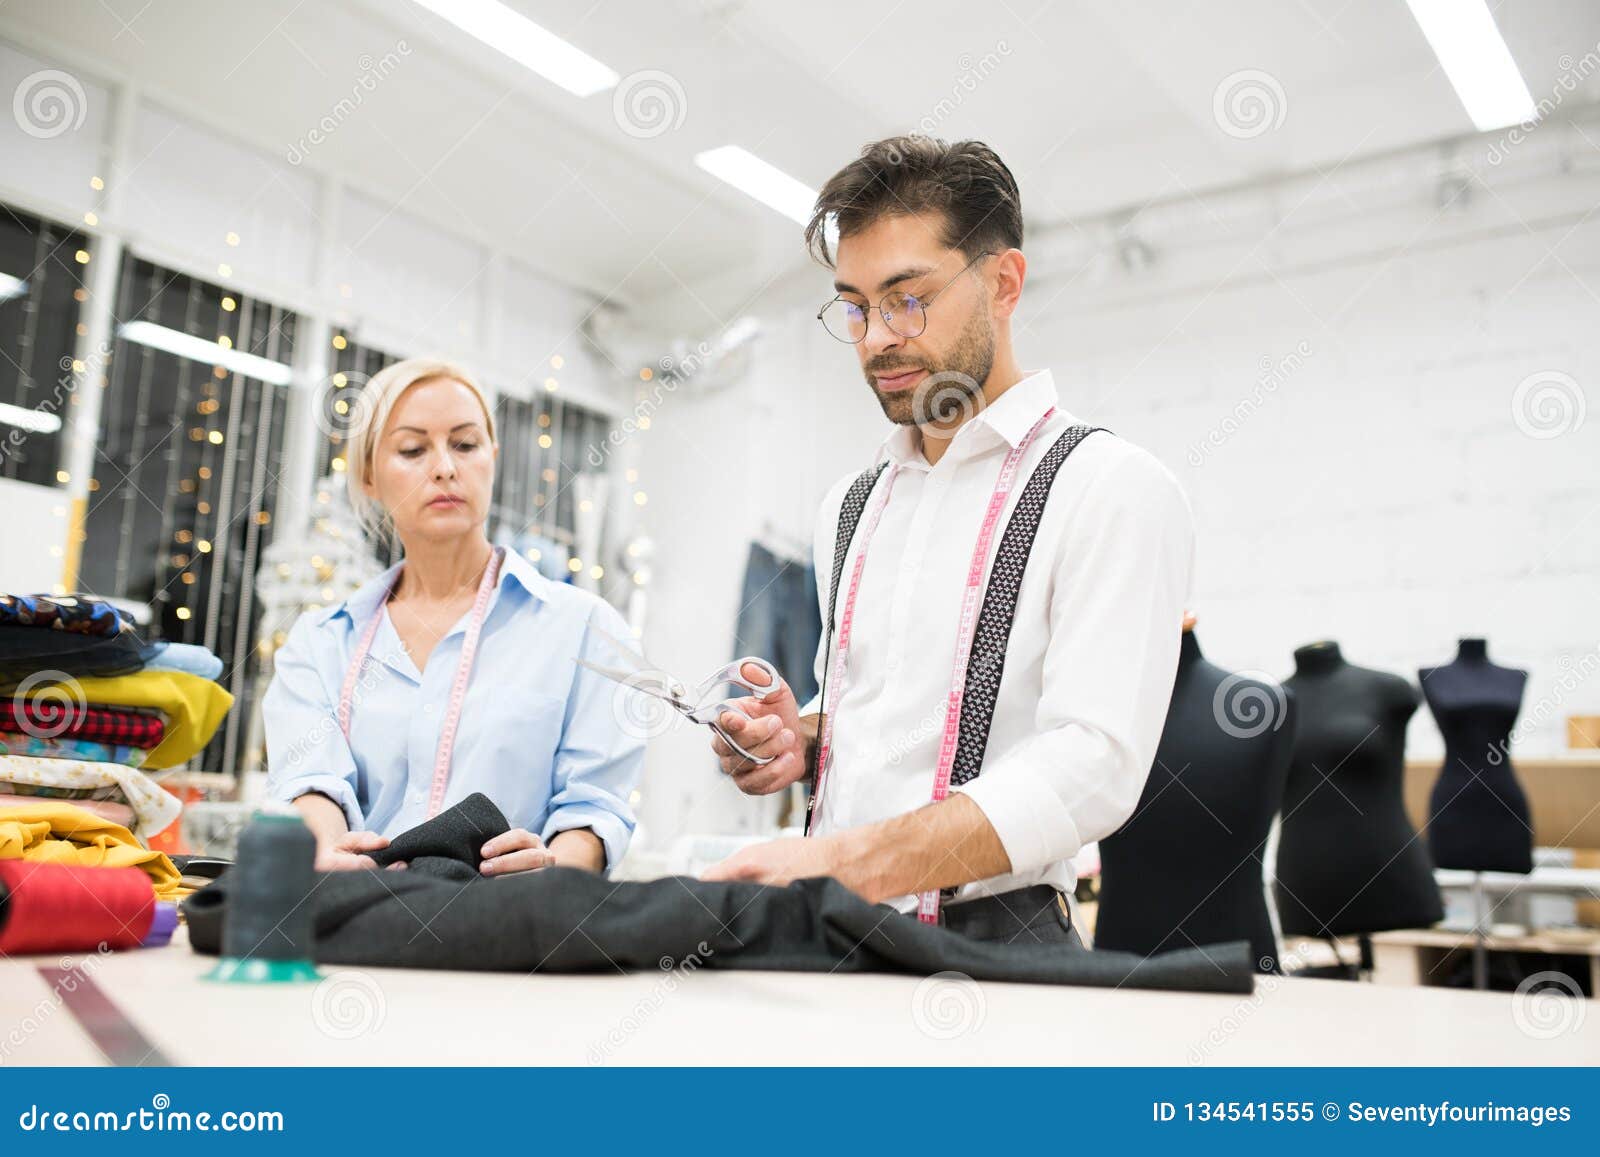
[183,793,1254,994]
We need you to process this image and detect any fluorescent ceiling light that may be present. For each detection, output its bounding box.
[1405,0,1536,131]
[694,146,817,226]
[0,272,28,301]
[118,320,294,386]
[410,0,618,97]
[0,401,61,434]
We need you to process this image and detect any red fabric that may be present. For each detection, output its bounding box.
[0,861,155,953]
[0,699,165,748]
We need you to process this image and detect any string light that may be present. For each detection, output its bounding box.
[89,176,104,191]
[550,355,563,369]
[590,565,603,580]
[225,232,240,246]
[538,434,552,449]
[83,212,98,227]
[639,367,652,381]
[567,558,582,573]
[217,263,231,277]
[74,250,90,264]
[208,430,224,445]
[633,491,648,506]
[332,334,347,350]
[222,296,236,312]
[176,607,192,619]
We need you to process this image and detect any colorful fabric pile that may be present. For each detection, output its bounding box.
[0,593,233,840]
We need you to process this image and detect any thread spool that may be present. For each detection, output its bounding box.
[205,812,320,983]
[0,862,154,954]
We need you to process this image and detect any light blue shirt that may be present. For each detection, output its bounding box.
[262,547,642,867]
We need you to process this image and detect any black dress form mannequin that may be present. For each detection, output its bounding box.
[1098,628,1295,971]
[1275,642,1443,938]
[1419,639,1533,874]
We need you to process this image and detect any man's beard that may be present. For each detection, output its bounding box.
[863,306,996,428]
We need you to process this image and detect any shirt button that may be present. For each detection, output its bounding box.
[424,703,435,715]
[410,790,424,805]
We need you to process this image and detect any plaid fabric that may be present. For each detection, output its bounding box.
[0,594,130,638]
[0,699,165,748]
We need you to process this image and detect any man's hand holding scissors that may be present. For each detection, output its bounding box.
[711,662,815,796]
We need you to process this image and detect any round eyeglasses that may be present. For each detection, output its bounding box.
[816,251,994,344]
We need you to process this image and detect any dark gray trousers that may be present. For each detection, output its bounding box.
[934,885,1084,948]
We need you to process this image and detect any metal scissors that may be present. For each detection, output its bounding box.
[575,623,784,765]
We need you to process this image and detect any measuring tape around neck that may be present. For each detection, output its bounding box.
[811,410,1055,924]
[338,545,504,818]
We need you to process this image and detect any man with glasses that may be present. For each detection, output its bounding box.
[704,137,1193,948]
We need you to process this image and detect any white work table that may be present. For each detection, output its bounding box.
[3,927,1596,1066]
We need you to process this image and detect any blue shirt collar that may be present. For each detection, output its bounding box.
[316,545,550,629]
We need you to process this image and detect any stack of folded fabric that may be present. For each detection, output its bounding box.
[0,593,233,840]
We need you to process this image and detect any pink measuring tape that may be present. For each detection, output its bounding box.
[812,410,1055,925]
[338,546,504,818]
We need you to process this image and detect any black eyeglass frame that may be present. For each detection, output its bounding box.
[815,250,996,344]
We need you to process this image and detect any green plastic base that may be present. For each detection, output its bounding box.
[204,956,321,984]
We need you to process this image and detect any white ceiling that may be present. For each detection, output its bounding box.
[5,0,1599,315]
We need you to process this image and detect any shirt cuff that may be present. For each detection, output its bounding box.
[541,803,632,872]
[274,775,364,832]
[954,763,1083,877]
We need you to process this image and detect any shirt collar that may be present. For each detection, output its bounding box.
[316,544,550,629]
[880,369,1062,467]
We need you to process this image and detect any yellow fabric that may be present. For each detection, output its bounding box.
[0,802,185,901]
[37,670,233,770]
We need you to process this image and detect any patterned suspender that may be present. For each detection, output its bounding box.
[806,426,1108,832]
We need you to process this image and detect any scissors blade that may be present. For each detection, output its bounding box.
[573,657,689,709]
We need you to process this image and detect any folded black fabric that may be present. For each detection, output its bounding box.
[184,794,1254,994]
[0,624,160,684]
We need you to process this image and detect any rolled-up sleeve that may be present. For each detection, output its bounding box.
[541,601,645,869]
[954,449,1195,874]
[263,615,365,831]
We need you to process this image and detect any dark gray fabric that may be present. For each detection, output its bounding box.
[184,794,1252,993]
[941,885,1082,948]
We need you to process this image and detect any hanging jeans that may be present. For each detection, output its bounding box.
[731,543,821,706]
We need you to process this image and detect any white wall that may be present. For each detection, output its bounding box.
[631,122,1600,844]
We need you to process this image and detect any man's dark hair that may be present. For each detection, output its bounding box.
[804,136,1022,269]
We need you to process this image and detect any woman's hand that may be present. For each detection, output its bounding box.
[315,830,390,871]
[479,828,556,876]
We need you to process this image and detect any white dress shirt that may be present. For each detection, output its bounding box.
[801,369,1194,912]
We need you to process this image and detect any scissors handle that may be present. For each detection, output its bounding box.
[698,656,783,703]
[705,699,775,767]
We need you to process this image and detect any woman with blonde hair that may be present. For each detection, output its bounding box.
[263,358,641,874]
